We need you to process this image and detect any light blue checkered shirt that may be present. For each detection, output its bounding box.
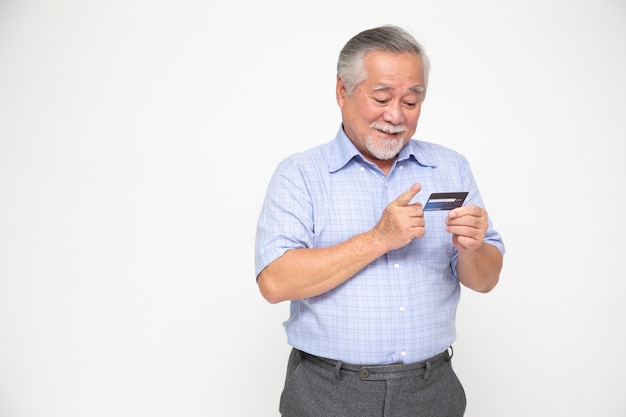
[255,127,505,364]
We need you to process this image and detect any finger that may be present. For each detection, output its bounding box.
[446,224,480,237]
[447,219,488,242]
[449,205,483,219]
[452,234,483,252]
[410,202,424,216]
[446,215,487,232]
[393,183,421,207]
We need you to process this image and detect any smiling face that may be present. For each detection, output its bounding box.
[336,50,425,173]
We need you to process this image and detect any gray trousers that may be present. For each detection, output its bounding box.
[279,348,466,417]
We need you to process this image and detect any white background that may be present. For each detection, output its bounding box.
[1,1,625,416]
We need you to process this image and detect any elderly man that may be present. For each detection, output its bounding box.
[255,25,504,417]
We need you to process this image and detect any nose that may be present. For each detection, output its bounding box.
[382,102,403,125]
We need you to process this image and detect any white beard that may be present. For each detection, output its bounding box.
[365,133,406,160]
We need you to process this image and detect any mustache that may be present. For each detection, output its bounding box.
[369,122,407,134]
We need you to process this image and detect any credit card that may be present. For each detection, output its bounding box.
[423,192,468,211]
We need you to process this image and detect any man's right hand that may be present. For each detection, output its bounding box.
[373,182,425,252]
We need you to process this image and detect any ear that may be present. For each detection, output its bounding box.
[336,77,347,107]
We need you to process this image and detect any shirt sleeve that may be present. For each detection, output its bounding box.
[449,154,506,277]
[255,158,314,277]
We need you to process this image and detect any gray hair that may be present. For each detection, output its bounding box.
[337,25,431,99]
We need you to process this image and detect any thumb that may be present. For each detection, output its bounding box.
[393,183,421,207]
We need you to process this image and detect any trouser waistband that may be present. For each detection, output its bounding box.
[297,347,452,381]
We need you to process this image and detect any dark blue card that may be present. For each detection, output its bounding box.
[423,192,468,211]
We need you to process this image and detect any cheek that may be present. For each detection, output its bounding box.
[407,107,422,126]
[359,104,384,123]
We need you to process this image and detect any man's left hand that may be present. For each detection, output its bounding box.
[445,206,488,253]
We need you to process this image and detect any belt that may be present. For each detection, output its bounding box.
[297,347,452,381]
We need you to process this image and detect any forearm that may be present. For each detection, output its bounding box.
[257,230,388,304]
[456,243,503,293]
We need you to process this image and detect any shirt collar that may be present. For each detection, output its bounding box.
[397,139,437,167]
[328,125,437,173]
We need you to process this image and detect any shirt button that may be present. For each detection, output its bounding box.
[360,167,365,172]
[400,351,407,357]
[399,165,404,170]
[394,263,400,269]
[399,306,405,312]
